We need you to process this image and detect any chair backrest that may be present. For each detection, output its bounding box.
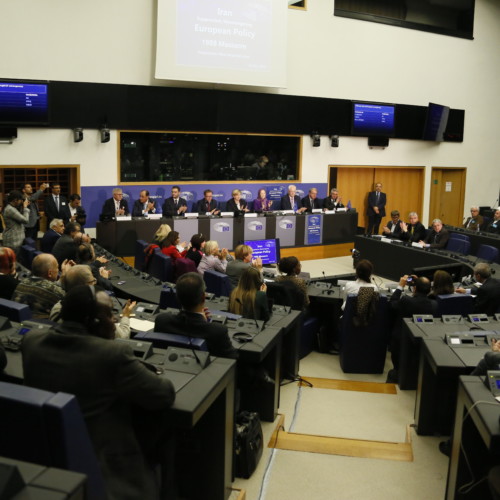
[134,239,149,270]
[0,381,106,499]
[134,331,208,351]
[476,244,499,263]
[266,281,305,311]
[446,238,470,255]
[149,252,174,283]
[203,269,233,297]
[174,258,197,281]
[449,233,470,242]
[339,294,389,374]
[0,298,32,322]
[436,293,474,317]
[159,285,180,310]
[23,237,36,248]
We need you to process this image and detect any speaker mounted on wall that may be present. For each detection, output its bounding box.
[368,136,389,148]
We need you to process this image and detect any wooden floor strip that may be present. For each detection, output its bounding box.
[268,418,413,462]
[299,377,397,395]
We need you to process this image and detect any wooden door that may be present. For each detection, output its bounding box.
[429,168,466,227]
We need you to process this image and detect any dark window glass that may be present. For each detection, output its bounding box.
[119,132,300,183]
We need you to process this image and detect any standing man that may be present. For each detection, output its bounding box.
[301,188,322,212]
[463,206,484,231]
[2,191,30,255]
[400,212,427,243]
[62,194,87,228]
[280,185,307,213]
[195,189,220,215]
[132,190,156,217]
[366,182,386,235]
[323,188,345,211]
[44,184,67,227]
[162,185,188,217]
[22,182,49,239]
[100,188,130,219]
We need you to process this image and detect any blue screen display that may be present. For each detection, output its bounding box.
[0,82,49,124]
[243,238,280,265]
[352,103,395,137]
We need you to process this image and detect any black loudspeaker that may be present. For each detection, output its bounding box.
[368,136,389,148]
[0,127,17,139]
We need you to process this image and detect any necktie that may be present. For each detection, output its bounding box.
[410,226,414,235]
[376,192,379,202]
[55,196,59,211]
[144,202,148,212]
[174,198,178,206]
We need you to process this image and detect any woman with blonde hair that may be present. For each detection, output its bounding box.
[152,223,172,246]
[197,240,228,275]
[229,266,270,321]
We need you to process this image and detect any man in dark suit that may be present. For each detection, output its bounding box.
[457,263,500,315]
[463,206,484,231]
[420,218,450,249]
[301,188,322,213]
[485,208,500,234]
[22,182,49,239]
[280,185,307,213]
[195,189,220,215]
[382,210,404,238]
[52,221,90,265]
[399,212,427,243]
[44,184,68,227]
[323,188,345,211]
[61,194,87,228]
[155,272,238,359]
[40,218,65,253]
[100,188,130,219]
[387,275,437,382]
[22,285,175,500]
[162,185,188,217]
[225,189,249,214]
[366,182,386,235]
[132,189,156,217]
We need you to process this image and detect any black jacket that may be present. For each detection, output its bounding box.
[162,197,188,217]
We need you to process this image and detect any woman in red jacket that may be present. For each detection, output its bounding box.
[160,230,190,261]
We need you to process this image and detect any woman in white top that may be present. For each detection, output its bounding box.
[197,240,228,275]
[342,259,378,310]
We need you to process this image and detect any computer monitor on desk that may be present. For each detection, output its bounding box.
[243,238,281,265]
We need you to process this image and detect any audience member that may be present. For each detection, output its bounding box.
[275,256,310,309]
[76,242,112,290]
[463,206,484,231]
[400,212,427,243]
[342,259,378,310]
[40,218,64,253]
[387,275,437,383]
[162,185,188,217]
[132,190,156,217]
[420,219,450,249]
[485,208,500,234]
[428,269,454,298]
[280,185,306,213]
[152,224,172,246]
[195,189,220,215]
[226,244,263,287]
[0,247,19,300]
[229,267,270,322]
[323,188,344,211]
[63,194,87,228]
[185,233,206,268]
[160,230,189,261]
[471,339,500,376]
[12,253,66,318]
[154,272,238,359]
[301,187,322,212]
[252,155,269,179]
[456,263,500,315]
[21,182,48,239]
[366,182,386,235]
[52,222,90,266]
[44,184,67,226]
[382,210,403,237]
[100,188,130,219]
[197,240,228,275]
[22,285,175,499]
[2,191,30,255]
[253,188,273,212]
[226,189,249,214]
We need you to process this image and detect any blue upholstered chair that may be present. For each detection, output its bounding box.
[0,381,106,500]
[0,298,32,323]
[203,269,233,297]
[149,252,174,283]
[436,293,474,317]
[448,233,469,242]
[134,239,150,271]
[446,238,471,255]
[133,331,208,351]
[159,285,179,310]
[476,244,499,263]
[339,293,389,374]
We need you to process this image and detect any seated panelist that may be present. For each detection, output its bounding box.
[463,206,484,231]
[195,189,220,215]
[162,185,188,217]
[132,190,156,217]
[100,188,129,219]
[399,212,427,243]
[253,188,273,212]
[280,185,306,213]
[382,210,404,238]
[323,188,344,210]
[301,188,322,212]
[226,189,249,214]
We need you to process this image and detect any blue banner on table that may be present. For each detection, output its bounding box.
[243,216,266,241]
[305,214,323,245]
[172,218,199,245]
[275,215,296,247]
[210,218,234,250]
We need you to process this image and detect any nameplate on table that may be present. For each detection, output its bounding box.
[220,212,235,217]
[116,215,132,221]
[324,210,335,214]
[244,213,258,218]
[411,242,424,249]
[184,212,198,218]
[381,237,392,243]
[336,208,347,212]
[281,210,295,215]
[312,209,323,214]
[146,213,162,220]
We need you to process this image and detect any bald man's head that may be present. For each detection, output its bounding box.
[31,254,59,281]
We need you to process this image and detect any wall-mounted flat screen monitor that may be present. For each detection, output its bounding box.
[243,238,281,265]
[422,102,450,141]
[352,102,395,137]
[0,81,49,125]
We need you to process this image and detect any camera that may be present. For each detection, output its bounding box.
[406,277,413,283]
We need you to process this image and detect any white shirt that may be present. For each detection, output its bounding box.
[342,279,378,310]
